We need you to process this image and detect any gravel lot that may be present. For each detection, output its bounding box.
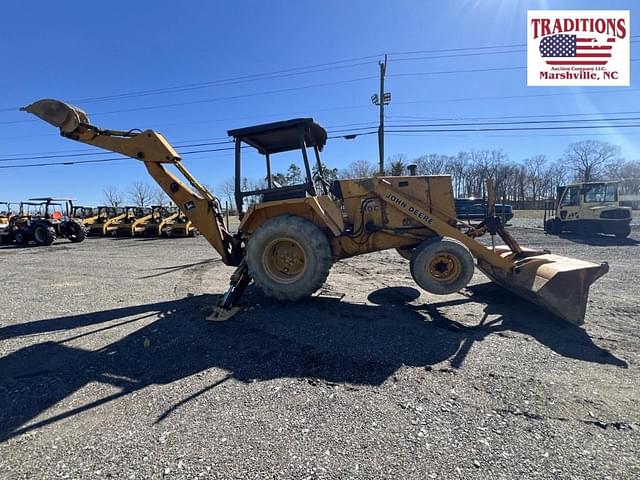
[1,226,639,479]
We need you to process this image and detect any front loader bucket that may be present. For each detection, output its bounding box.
[21,99,88,134]
[476,247,609,325]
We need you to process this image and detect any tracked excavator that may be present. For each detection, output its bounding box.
[23,99,609,325]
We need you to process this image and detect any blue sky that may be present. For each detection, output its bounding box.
[1,0,638,204]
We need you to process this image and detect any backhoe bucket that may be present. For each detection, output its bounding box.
[21,99,88,134]
[477,247,609,325]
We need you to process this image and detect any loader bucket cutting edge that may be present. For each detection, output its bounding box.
[21,99,88,134]
[477,248,609,325]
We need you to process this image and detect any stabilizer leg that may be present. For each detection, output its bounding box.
[207,262,250,321]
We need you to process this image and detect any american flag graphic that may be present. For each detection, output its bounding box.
[539,34,613,66]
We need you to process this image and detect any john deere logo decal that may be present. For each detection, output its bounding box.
[527,10,630,86]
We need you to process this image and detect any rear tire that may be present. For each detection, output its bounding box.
[33,225,55,246]
[545,218,562,235]
[615,225,631,238]
[410,237,475,295]
[246,215,332,301]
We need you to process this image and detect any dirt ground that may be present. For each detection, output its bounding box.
[0,225,639,479]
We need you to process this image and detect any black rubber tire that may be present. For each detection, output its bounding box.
[14,230,28,245]
[246,215,332,301]
[410,237,475,295]
[615,225,631,238]
[33,225,55,246]
[67,221,86,243]
[546,218,562,235]
[396,246,417,261]
[544,219,553,233]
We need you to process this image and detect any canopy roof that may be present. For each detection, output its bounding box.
[28,197,75,202]
[227,118,327,155]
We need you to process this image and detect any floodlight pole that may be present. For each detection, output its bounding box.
[378,54,387,175]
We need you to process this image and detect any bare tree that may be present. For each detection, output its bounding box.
[415,154,449,175]
[447,153,468,197]
[151,188,170,206]
[525,155,547,201]
[563,140,621,182]
[218,178,236,208]
[618,160,640,195]
[388,154,406,176]
[128,182,154,207]
[340,159,376,178]
[102,186,124,207]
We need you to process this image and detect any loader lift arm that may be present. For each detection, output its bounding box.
[22,99,240,266]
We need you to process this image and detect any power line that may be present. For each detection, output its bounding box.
[0,121,378,162]
[393,87,640,106]
[0,130,377,169]
[0,76,378,126]
[389,58,639,78]
[386,110,640,122]
[2,36,637,114]
[386,124,640,134]
[69,62,378,105]
[390,49,525,62]
[0,40,584,112]
[385,116,640,130]
[0,56,382,113]
[0,103,375,141]
[0,140,237,162]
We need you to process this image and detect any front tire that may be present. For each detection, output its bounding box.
[33,225,55,246]
[246,215,332,301]
[410,237,475,295]
[14,230,28,245]
[67,221,86,243]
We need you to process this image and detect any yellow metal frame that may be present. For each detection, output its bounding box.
[90,211,127,236]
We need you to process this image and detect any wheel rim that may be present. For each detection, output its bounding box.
[262,237,307,284]
[34,228,46,243]
[428,253,461,283]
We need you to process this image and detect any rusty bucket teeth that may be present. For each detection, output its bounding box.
[21,99,89,134]
[477,247,609,325]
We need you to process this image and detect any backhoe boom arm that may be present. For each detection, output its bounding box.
[22,99,237,265]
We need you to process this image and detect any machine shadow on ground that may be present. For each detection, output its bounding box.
[555,232,640,247]
[0,285,626,442]
[0,242,77,251]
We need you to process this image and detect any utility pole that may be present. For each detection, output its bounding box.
[371,55,389,175]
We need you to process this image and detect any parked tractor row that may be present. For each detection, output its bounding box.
[86,206,197,237]
[0,198,85,246]
[0,200,197,247]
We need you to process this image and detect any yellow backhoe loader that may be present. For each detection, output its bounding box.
[23,99,609,325]
[144,205,180,236]
[115,206,153,236]
[89,206,126,236]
